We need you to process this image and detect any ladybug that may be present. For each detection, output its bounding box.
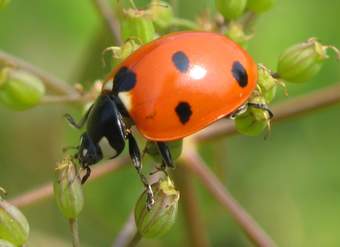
[65,31,270,208]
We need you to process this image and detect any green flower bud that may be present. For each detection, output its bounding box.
[235,97,270,136]
[0,239,16,247]
[53,157,84,219]
[103,39,141,67]
[246,0,276,13]
[0,68,45,111]
[120,8,157,44]
[135,177,179,238]
[215,0,247,20]
[277,38,340,83]
[257,64,280,103]
[0,198,30,246]
[148,0,174,30]
[225,22,252,48]
[145,140,183,163]
[0,0,10,9]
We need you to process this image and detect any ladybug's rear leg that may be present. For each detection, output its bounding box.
[127,132,155,210]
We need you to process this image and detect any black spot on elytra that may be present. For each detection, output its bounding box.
[231,61,248,88]
[172,51,189,73]
[113,66,137,94]
[175,102,192,124]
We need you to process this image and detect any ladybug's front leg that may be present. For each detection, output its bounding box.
[127,132,155,210]
[64,104,94,129]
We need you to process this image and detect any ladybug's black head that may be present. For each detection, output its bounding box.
[77,133,103,168]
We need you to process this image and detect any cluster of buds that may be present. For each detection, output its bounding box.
[0,68,45,111]
[0,190,30,246]
[235,37,339,136]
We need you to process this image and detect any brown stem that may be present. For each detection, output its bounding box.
[194,83,340,142]
[112,213,137,247]
[126,232,142,247]
[9,156,129,207]
[182,147,277,247]
[174,167,210,247]
[41,93,96,104]
[92,0,122,45]
[69,218,81,247]
[0,50,78,96]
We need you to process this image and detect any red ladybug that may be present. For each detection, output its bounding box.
[66,32,267,207]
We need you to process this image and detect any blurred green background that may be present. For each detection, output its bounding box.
[0,0,339,246]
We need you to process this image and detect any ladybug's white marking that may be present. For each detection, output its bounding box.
[189,65,207,80]
[119,92,132,111]
[82,148,88,157]
[103,80,113,91]
[98,137,117,158]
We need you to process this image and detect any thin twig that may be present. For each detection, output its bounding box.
[69,218,81,247]
[194,83,340,142]
[9,156,129,207]
[174,167,210,247]
[126,232,142,247]
[181,147,277,247]
[92,0,122,45]
[0,50,78,96]
[41,94,96,104]
[112,213,137,247]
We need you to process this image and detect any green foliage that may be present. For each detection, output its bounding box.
[0,198,29,246]
[0,0,10,9]
[246,0,276,13]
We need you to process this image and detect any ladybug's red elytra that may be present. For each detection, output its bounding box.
[65,31,266,208]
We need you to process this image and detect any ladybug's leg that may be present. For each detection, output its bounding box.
[247,103,274,119]
[81,166,92,184]
[64,104,94,129]
[127,132,155,210]
[156,142,175,169]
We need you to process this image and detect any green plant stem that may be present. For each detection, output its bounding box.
[69,218,81,247]
[182,148,277,247]
[0,50,78,96]
[126,232,142,247]
[171,17,200,30]
[174,167,210,247]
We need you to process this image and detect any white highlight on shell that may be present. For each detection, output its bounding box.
[119,92,132,110]
[189,65,207,80]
